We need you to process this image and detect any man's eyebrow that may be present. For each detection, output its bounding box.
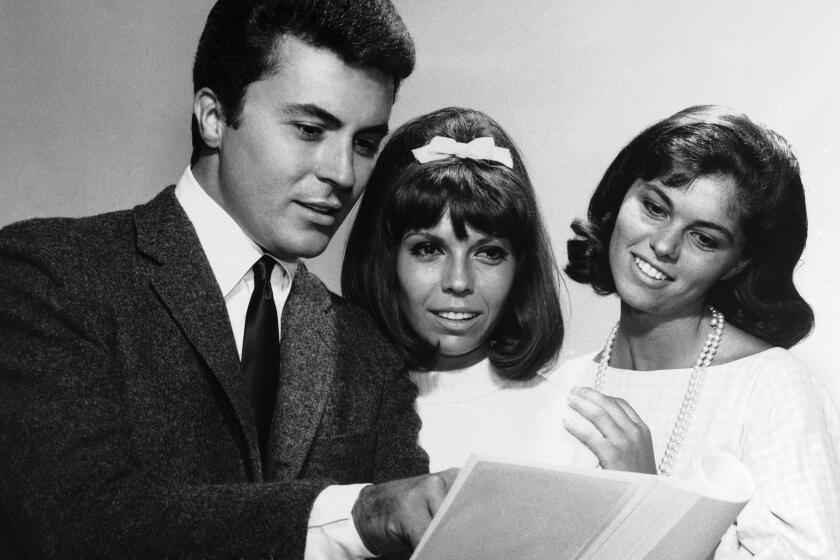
[360,122,390,137]
[282,103,342,127]
[282,102,389,136]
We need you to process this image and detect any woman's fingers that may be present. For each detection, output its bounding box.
[564,386,657,474]
[563,415,614,466]
[613,395,645,425]
[565,389,629,467]
[567,386,638,438]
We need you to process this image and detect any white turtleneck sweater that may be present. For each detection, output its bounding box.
[409,358,594,472]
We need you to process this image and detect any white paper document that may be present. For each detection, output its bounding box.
[411,451,753,560]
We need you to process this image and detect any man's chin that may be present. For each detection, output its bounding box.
[265,234,331,261]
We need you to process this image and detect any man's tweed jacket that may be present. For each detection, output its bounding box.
[0,187,428,559]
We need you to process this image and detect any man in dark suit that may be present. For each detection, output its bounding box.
[0,1,455,558]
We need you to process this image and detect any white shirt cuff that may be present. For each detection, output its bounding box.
[305,483,375,560]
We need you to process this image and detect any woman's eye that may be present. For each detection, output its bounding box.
[691,231,719,249]
[642,199,667,218]
[476,245,509,263]
[408,242,442,259]
[295,124,323,140]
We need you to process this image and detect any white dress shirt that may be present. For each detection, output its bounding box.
[174,168,372,560]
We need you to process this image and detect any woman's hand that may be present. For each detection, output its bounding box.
[564,386,657,474]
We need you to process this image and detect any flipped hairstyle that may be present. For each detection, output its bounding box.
[342,107,564,380]
[190,0,415,164]
[566,105,813,348]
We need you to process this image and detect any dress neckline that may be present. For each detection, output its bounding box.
[409,358,530,403]
[592,346,782,374]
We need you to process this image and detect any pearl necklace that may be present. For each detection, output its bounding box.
[594,307,725,475]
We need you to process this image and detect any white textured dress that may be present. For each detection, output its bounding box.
[550,348,840,559]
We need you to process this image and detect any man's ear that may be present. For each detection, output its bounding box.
[193,87,225,149]
[720,258,749,281]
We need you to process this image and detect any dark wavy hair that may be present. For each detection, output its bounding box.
[342,107,564,379]
[190,0,415,164]
[566,105,813,348]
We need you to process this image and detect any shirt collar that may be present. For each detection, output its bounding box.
[174,167,298,297]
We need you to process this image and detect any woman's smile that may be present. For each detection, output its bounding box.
[433,310,480,321]
[431,309,482,330]
[609,176,746,316]
[632,255,673,282]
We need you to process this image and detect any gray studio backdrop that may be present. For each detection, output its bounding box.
[2,0,838,403]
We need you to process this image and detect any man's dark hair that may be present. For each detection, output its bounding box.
[566,105,814,348]
[190,0,415,164]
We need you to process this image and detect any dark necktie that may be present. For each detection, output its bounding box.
[241,255,281,461]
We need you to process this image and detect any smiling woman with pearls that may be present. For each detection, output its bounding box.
[558,105,840,558]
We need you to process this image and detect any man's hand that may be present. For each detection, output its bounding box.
[564,386,657,474]
[351,469,459,556]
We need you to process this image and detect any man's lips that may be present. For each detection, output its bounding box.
[296,200,344,226]
[297,200,341,215]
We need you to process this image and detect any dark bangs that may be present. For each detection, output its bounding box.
[383,160,529,251]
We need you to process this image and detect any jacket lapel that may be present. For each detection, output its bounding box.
[267,265,335,480]
[132,187,262,476]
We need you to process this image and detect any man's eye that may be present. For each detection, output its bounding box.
[355,137,382,158]
[295,124,323,140]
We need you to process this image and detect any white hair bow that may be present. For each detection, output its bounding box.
[411,136,513,168]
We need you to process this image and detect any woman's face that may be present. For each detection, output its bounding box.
[396,210,517,370]
[608,175,747,318]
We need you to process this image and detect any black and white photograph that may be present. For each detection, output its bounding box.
[1,1,838,558]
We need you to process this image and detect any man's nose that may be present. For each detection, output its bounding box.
[317,141,356,191]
